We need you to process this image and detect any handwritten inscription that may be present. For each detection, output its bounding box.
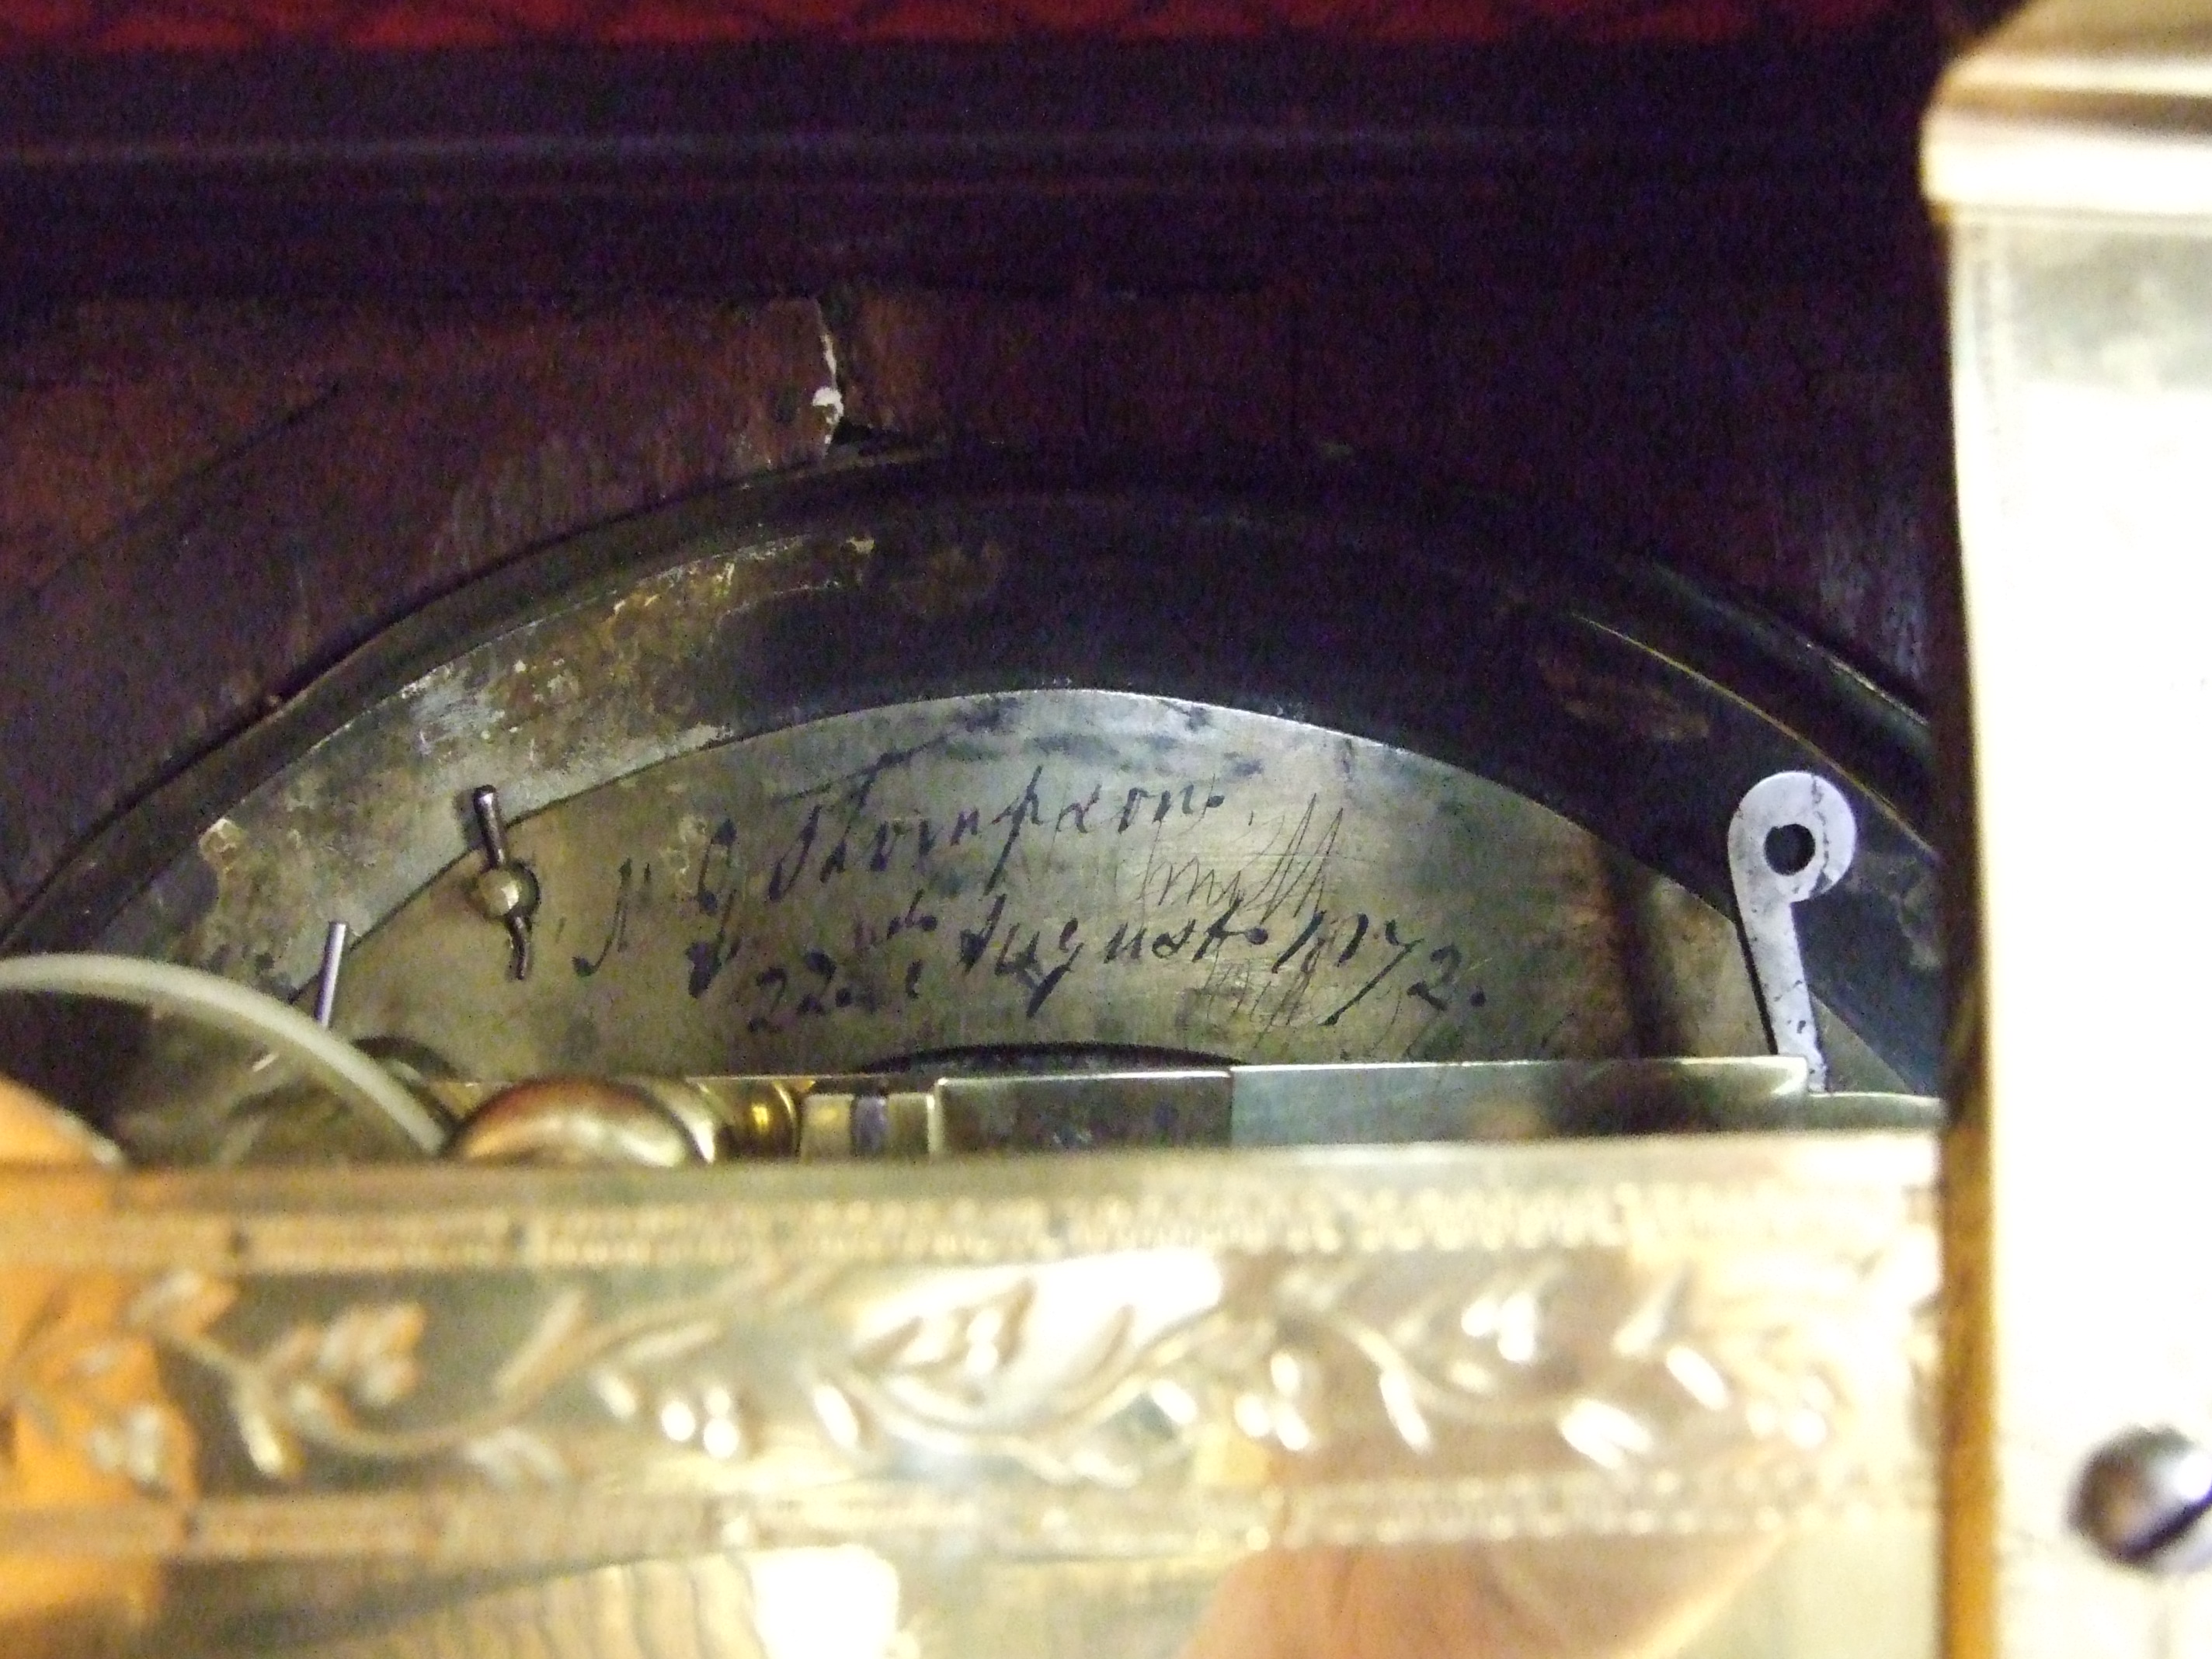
[565,744,1489,1052]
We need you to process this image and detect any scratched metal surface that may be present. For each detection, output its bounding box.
[328,691,1904,1090]
[61,479,1939,1054]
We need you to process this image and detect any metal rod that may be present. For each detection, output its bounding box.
[312,920,350,1028]
[470,786,510,868]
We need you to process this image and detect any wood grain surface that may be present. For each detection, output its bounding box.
[0,301,842,913]
[0,268,1951,926]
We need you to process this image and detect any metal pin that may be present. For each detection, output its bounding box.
[312,920,350,1028]
[1726,771,1856,1091]
[503,913,533,981]
[471,786,510,869]
[467,785,537,981]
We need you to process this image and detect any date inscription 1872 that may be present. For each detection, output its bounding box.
[457,694,1636,1073]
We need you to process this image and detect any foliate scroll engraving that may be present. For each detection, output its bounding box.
[0,1136,1936,1562]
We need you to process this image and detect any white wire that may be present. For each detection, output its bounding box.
[0,953,448,1155]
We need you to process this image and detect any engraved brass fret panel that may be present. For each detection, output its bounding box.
[0,1135,1935,1570]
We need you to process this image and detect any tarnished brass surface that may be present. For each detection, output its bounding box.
[0,1131,1935,1655]
[86,691,1902,1166]
[99,690,1902,1164]
[327,691,1796,1076]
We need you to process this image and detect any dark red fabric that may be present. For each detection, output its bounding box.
[0,0,1903,53]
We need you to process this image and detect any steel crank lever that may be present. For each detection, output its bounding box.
[1727,771,1857,1091]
